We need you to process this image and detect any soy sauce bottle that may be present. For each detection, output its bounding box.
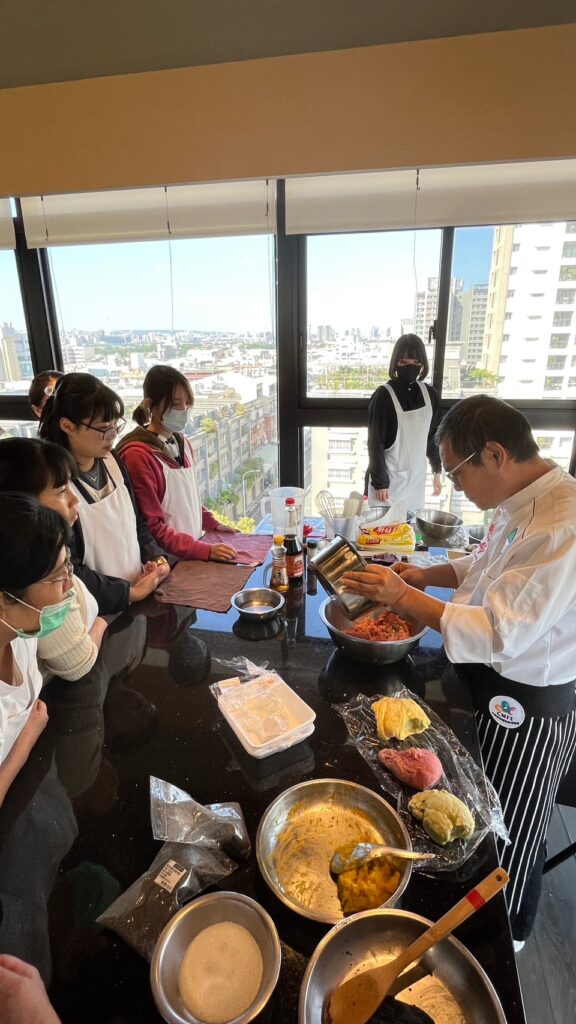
[284,497,304,584]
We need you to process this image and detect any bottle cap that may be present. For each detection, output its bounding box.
[273,534,285,545]
[285,497,295,505]
[307,539,318,550]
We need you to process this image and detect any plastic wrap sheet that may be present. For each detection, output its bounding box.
[96,842,238,960]
[150,776,250,859]
[336,687,508,871]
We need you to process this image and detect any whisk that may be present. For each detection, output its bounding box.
[315,490,337,520]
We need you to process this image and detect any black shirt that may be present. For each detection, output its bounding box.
[367,378,442,491]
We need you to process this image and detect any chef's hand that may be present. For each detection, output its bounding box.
[342,564,407,606]
[209,543,237,562]
[390,561,429,590]
[0,955,61,1024]
[372,488,390,502]
[432,473,443,497]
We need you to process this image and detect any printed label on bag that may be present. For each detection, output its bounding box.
[489,695,525,730]
[154,859,187,893]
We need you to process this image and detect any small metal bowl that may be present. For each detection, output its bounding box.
[256,778,412,924]
[299,907,506,1024]
[151,891,281,1024]
[231,587,285,620]
[319,597,428,665]
[414,507,463,541]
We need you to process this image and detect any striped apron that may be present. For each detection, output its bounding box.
[454,663,576,933]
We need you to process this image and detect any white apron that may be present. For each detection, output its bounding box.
[369,382,432,512]
[73,454,142,580]
[154,435,203,540]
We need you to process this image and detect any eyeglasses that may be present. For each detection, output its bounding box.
[81,418,126,441]
[46,548,74,585]
[444,450,478,485]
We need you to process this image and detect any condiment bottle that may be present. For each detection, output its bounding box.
[284,497,304,584]
[270,534,289,592]
[306,538,318,595]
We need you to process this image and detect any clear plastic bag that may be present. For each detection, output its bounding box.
[150,776,251,859]
[97,841,238,960]
[210,657,293,747]
[336,687,508,872]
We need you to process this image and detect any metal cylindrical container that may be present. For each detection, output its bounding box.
[309,535,378,619]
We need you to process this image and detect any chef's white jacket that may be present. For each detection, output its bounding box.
[440,464,576,686]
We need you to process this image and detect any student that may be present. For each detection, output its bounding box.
[28,370,64,419]
[116,365,238,562]
[344,395,576,947]
[0,438,107,680]
[366,334,442,511]
[0,494,73,808]
[38,373,174,615]
[0,954,61,1024]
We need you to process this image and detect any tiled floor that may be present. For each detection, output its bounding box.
[516,805,576,1023]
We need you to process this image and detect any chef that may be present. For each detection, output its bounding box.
[344,395,576,949]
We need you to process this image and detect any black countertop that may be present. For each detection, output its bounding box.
[0,567,526,1023]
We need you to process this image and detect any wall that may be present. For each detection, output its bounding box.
[1,25,575,197]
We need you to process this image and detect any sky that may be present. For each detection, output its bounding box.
[1,227,494,336]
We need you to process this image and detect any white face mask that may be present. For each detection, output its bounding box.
[161,408,189,435]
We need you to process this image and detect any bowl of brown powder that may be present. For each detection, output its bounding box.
[151,890,281,1024]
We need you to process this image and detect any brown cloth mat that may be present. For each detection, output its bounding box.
[155,535,272,613]
[199,531,272,564]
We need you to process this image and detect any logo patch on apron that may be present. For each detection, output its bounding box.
[489,695,525,729]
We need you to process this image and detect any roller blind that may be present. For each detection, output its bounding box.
[0,198,16,249]
[21,179,276,247]
[285,160,576,234]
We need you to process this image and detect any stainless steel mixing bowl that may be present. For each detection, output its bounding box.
[151,891,281,1024]
[414,507,464,541]
[256,778,412,924]
[299,907,507,1024]
[319,597,428,665]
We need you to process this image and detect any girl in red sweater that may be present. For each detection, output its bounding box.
[117,366,237,562]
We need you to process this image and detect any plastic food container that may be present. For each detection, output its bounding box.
[217,677,316,759]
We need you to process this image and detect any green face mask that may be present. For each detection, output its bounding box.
[1,590,73,639]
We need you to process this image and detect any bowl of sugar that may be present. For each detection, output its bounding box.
[151,891,281,1024]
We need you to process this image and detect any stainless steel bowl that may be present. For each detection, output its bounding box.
[414,507,463,541]
[256,778,412,924]
[309,536,379,620]
[319,596,428,665]
[363,505,415,524]
[299,907,506,1024]
[151,891,281,1024]
[231,587,285,620]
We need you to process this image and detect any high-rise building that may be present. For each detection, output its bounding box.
[460,283,489,365]
[414,277,438,340]
[483,222,576,398]
[0,324,33,382]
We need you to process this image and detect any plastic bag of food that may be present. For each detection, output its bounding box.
[150,776,250,859]
[336,687,508,873]
[97,841,238,960]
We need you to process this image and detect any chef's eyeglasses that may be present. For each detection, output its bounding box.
[46,548,74,585]
[81,418,126,440]
[444,450,478,485]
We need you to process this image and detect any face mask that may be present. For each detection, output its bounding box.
[1,591,73,640]
[161,408,189,435]
[397,364,421,385]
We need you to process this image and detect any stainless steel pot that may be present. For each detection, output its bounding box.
[319,596,428,665]
[309,535,378,620]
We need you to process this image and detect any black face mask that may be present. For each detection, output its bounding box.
[397,364,421,385]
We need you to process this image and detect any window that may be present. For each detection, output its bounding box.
[306,230,442,398]
[556,288,576,304]
[550,334,569,348]
[507,289,515,298]
[533,430,574,471]
[0,252,34,396]
[544,376,563,391]
[512,244,520,252]
[559,265,576,282]
[547,355,567,371]
[509,267,517,275]
[49,236,278,511]
[0,419,38,440]
[562,242,576,258]
[568,377,576,388]
[532,269,547,274]
[553,311,573,327]
[567,222,576,234]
